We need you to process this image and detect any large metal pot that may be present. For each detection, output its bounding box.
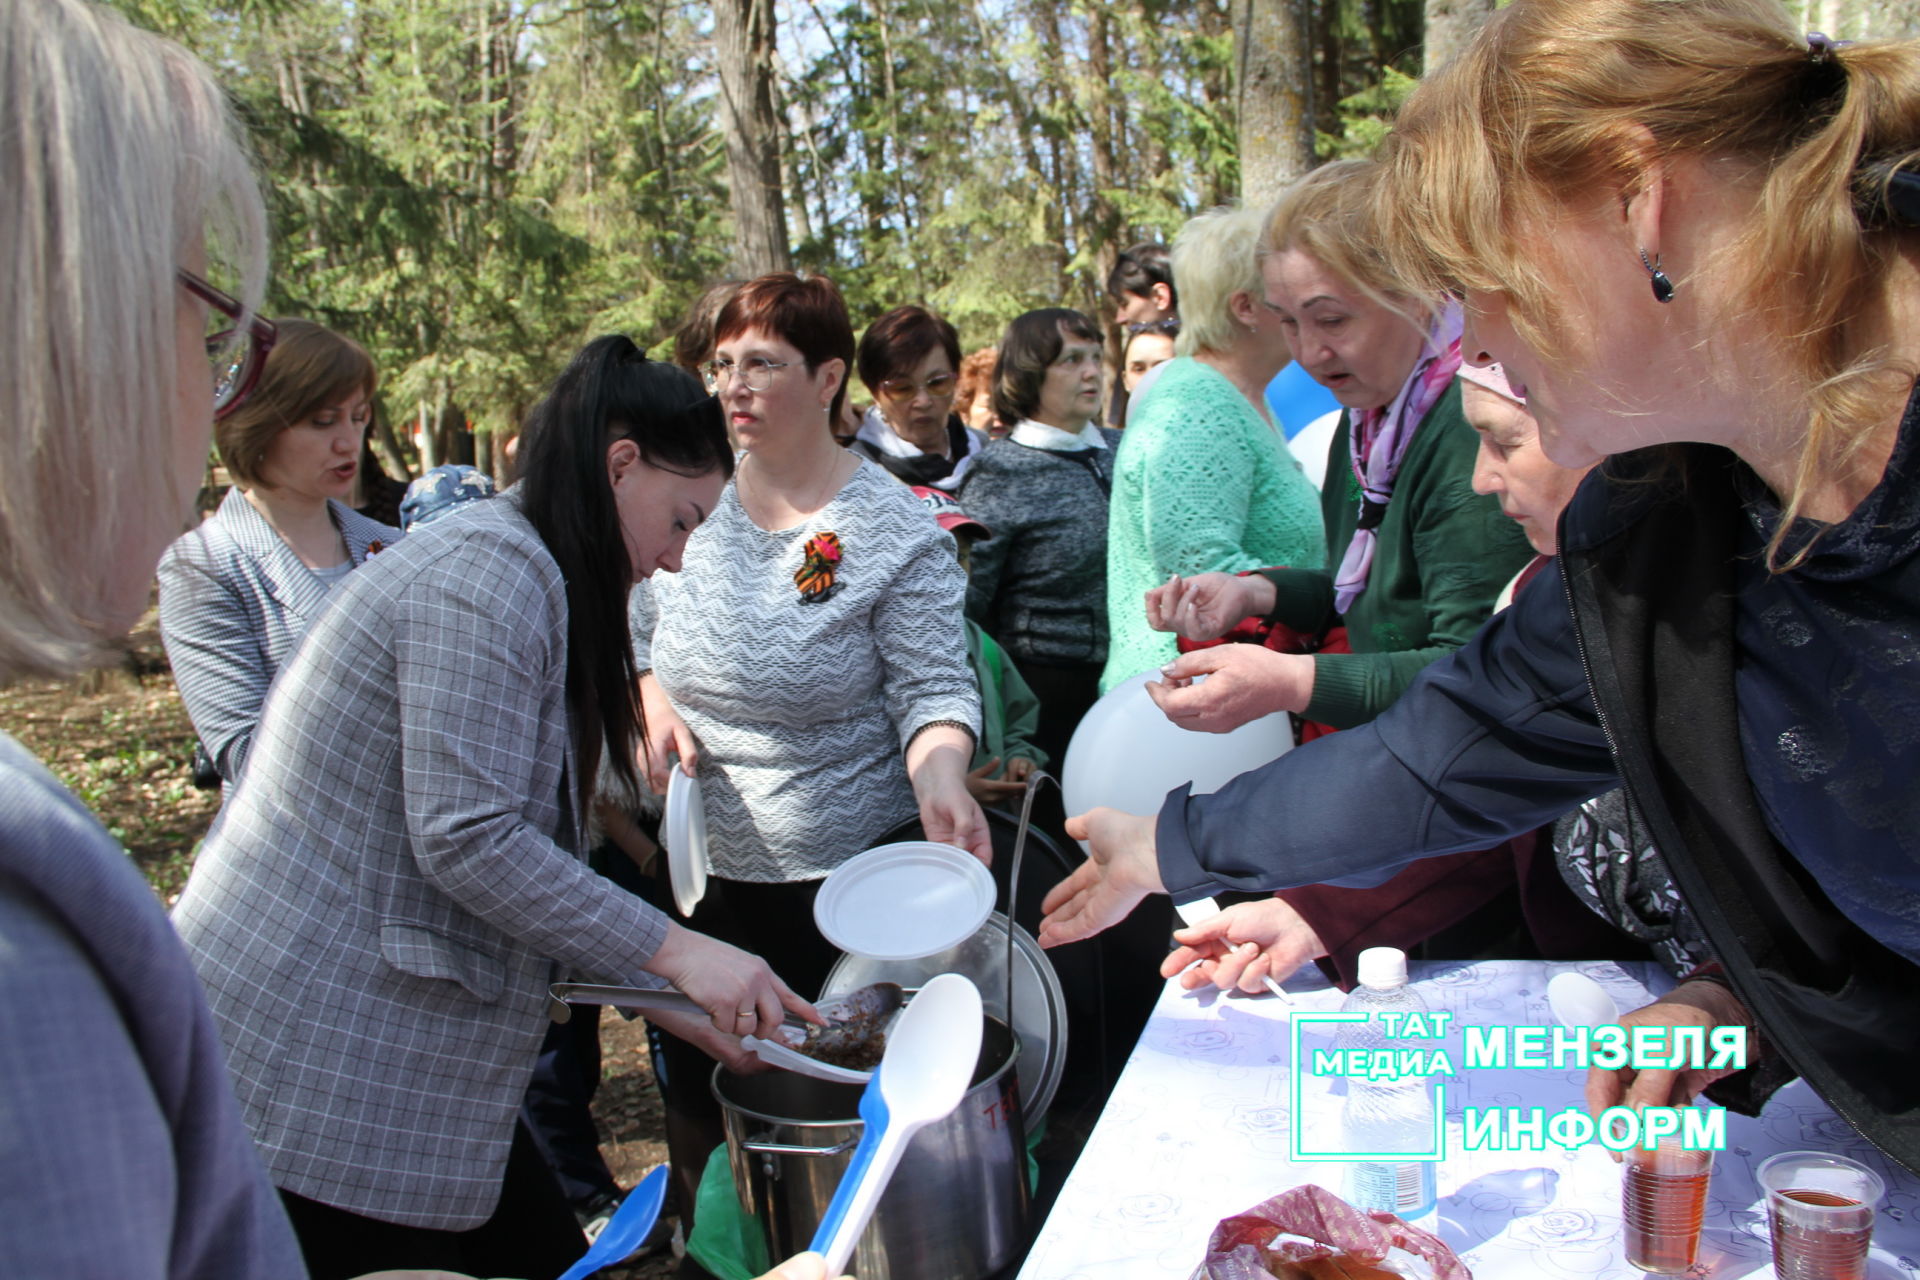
[713,1017,1029,1280]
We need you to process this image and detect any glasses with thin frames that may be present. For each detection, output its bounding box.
[877,372,958,403]
[703,356,794,393]
[1051,346,1103,372]
[178,268,277,419]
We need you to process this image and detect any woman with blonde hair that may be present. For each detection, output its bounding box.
[1101,203,1326,690]
[0,0,303,1272]
[1043,0,1920,1173]
[1141,161,1529,732]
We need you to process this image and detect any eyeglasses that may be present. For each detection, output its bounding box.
[178,268,276,419]
[876,372,958,403]
[1125,318,1180,336]
[1051,347,1103,371]
[703,356,795,393]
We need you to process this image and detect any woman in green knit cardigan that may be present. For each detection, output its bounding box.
[1101,204,1327,692]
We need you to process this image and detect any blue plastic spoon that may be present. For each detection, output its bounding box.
[556,1163,670,1280]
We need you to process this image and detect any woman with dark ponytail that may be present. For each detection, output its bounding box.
[173,336,814,1280]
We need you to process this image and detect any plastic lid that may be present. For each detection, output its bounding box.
[1356,946,1409,989]
[814,842,996,961]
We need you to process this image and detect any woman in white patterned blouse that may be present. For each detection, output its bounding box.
[631,273,987,1223]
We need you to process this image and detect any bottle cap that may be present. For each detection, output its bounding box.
[1356,946,1408,989]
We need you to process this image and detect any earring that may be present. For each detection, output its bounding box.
[1638,248,1675,304]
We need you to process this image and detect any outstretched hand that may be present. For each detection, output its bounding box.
[1160,897,1326,993]
[1038,807,1165,948]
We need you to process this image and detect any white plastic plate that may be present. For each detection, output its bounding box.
[663,763,708,917]
[814,841,994,960]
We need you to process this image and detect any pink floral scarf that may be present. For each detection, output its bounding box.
[1332,302,1465,614]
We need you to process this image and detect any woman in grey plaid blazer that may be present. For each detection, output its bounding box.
[174,338,811,1279]
[158,319,402,787]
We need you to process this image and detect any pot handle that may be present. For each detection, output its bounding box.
[740,1133,860,1158]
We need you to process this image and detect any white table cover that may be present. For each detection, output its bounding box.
[1019,960,1920,1278]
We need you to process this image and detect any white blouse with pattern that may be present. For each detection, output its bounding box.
[630,459,981,882]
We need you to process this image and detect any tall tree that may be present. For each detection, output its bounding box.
[714,0,792,274]
[1235,0,1314,206]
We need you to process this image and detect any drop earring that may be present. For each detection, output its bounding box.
[1638,248,1675,304]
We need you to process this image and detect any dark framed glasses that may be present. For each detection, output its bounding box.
[178,268,276,419]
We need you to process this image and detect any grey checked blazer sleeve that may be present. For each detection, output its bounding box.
[389,545,670,978]
[157,531,275,783]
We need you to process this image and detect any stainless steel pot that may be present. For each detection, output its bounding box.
[713,1017,1029,1280]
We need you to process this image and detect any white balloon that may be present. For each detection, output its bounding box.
[1060,671,1294,831]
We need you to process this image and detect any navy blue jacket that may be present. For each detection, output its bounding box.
[1155,442,1920,1173]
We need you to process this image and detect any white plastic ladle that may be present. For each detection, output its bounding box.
[1547,970,1621,1030]
[807,972,984,1276]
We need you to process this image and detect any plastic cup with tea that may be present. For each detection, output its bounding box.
[1621,1137,1714,1274]
[1758,1150,1884,1280]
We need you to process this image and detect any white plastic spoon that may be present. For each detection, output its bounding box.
[1548,970,1621,1030]
[807,972,985,1276]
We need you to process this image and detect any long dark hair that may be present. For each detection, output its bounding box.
[516,335,733,810]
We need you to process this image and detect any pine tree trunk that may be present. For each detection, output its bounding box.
[1236,0,1315,206]
[713,0,791,274]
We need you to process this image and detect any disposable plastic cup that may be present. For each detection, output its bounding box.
[1758,1150,1883,1280]
[1621,1137,1714,1274]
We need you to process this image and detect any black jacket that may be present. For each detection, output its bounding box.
[1157,444,1920,1172]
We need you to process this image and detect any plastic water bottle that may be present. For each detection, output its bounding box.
[1338,946,1437,1219]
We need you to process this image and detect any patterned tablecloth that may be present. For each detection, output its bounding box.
[1018,960,1920,1278]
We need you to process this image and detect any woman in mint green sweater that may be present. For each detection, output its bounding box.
[1101,205,1326,691]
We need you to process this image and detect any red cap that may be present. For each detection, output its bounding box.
[909,485,992,541]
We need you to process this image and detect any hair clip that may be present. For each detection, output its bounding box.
[1806,31,1848,62]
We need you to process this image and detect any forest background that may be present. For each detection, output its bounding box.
[119,0,1918,483]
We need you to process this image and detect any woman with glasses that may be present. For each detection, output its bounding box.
[1101,204,1328,691]
[0,1,303,1273]
[959,308,1119,787]
[634,272,986,1225]
[848,304,988,491]
[158,319,402,789]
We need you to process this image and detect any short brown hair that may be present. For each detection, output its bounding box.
[990,308,1102,425]
[215,319,376,488]
[856,305,962,392]
[670,279,742,375]
[714,273,856,425]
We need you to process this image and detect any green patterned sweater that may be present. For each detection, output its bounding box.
[1101,357,1326,690]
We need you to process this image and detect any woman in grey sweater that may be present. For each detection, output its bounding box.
[960,307,1122,775]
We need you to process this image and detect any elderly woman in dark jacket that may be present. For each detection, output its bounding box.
[959,308,1120,773]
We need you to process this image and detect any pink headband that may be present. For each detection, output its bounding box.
[1456,361,1523,405]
